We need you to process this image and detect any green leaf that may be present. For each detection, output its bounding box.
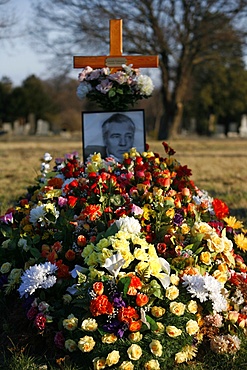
[30,247,41,259]
[146,315,158,331]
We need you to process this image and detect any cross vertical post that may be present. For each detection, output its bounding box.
[73,19,159,70]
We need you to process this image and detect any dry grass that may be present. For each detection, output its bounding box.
[0,134,247,223]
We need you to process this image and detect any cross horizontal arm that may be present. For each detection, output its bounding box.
[73,55,159,69]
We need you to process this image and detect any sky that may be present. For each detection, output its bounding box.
[0,0,64,86]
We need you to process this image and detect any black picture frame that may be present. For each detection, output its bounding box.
[82,110,146,162]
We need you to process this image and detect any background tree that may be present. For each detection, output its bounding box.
[30,0,247,138]
[0,0,19,41]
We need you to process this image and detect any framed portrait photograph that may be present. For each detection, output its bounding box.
[82,110,146,162]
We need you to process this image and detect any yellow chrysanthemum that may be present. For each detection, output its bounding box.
[223,216,243,229]
[234,233,247,251]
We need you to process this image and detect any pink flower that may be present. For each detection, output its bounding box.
[54,331,65,349]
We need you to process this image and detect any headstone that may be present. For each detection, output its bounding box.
[227,122,238,137]
[215,124,225,137]
[239,114,247,137]
[2,122,12,133]
[36,119,50,135]
[13,120,22,135]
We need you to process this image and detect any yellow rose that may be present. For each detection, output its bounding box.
[92,357,106,370]
[95,238,111,250]
[228,311,239,323]
[212,269,228,284]
[87,251,99,266]
[199,251,211,265]
[144,359,160,370]
[187,300,198,314]
[165,285,179,300]
[170,274,180,285]
[151,306,166,318]
[63,314,78,331]
[207,232,224,253]
[166,325,182,337]
[81,243,95,258]
[127,344,142,360]
[128,331,143,342]
[153,322,165,335]
[78,336,95,352]
[186,320,199,335]
[149,339,162,357]
[0,262,11,274]
[170,301,186,316]
[64,339,77,352]
[181,224,190,235]
[81,318,98,332]
[192,222,212,237]
[175,351,187,364]
[118,361,134,370]
[101,333,118,344]
[105,350,120,366]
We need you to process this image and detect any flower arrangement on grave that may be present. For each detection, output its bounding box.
[1,143,247,369]
[76,64,154,110]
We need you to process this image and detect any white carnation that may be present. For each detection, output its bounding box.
[18,262,57,297]
[115,216,141,234]
[137,75,154,96]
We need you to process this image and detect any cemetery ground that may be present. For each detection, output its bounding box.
[1,134,247,370]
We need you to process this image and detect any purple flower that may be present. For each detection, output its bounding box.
[103,320,128,338]
[0,212,13,224]
[112,293,126,308]
[173,212,184,226]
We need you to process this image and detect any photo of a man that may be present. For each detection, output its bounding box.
[82,110,145,162]
[102,113,135,161]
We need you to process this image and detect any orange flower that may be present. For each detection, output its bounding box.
[77,235,87,247]
[129,319,142,332]
[136,293,149,307]
[127,275,142,295]
[90,295,113,316]
[118,306,139,323]
[65,249,76,261]
[56,259,70,279]
[93,282,104,295]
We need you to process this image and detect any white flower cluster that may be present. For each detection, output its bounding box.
[136,74,154,96]
[18,262,58,298]
[115,216,141,234]
[182,273,227,312]
[29,203,59,226]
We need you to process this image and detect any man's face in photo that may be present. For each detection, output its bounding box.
[105,121,134,160]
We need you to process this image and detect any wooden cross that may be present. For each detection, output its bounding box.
[73,19,159,70]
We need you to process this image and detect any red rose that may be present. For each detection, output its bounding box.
[35,313,46,330]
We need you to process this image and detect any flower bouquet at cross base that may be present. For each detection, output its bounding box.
[1,143,247,369]
[76,64,154,111]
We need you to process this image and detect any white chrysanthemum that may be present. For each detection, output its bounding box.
[183,274,227,312]
[182,274,208,302]
[115,216,141,234]
[137,75,154,96]
[29,204,46,224]
[18,262,57,298]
